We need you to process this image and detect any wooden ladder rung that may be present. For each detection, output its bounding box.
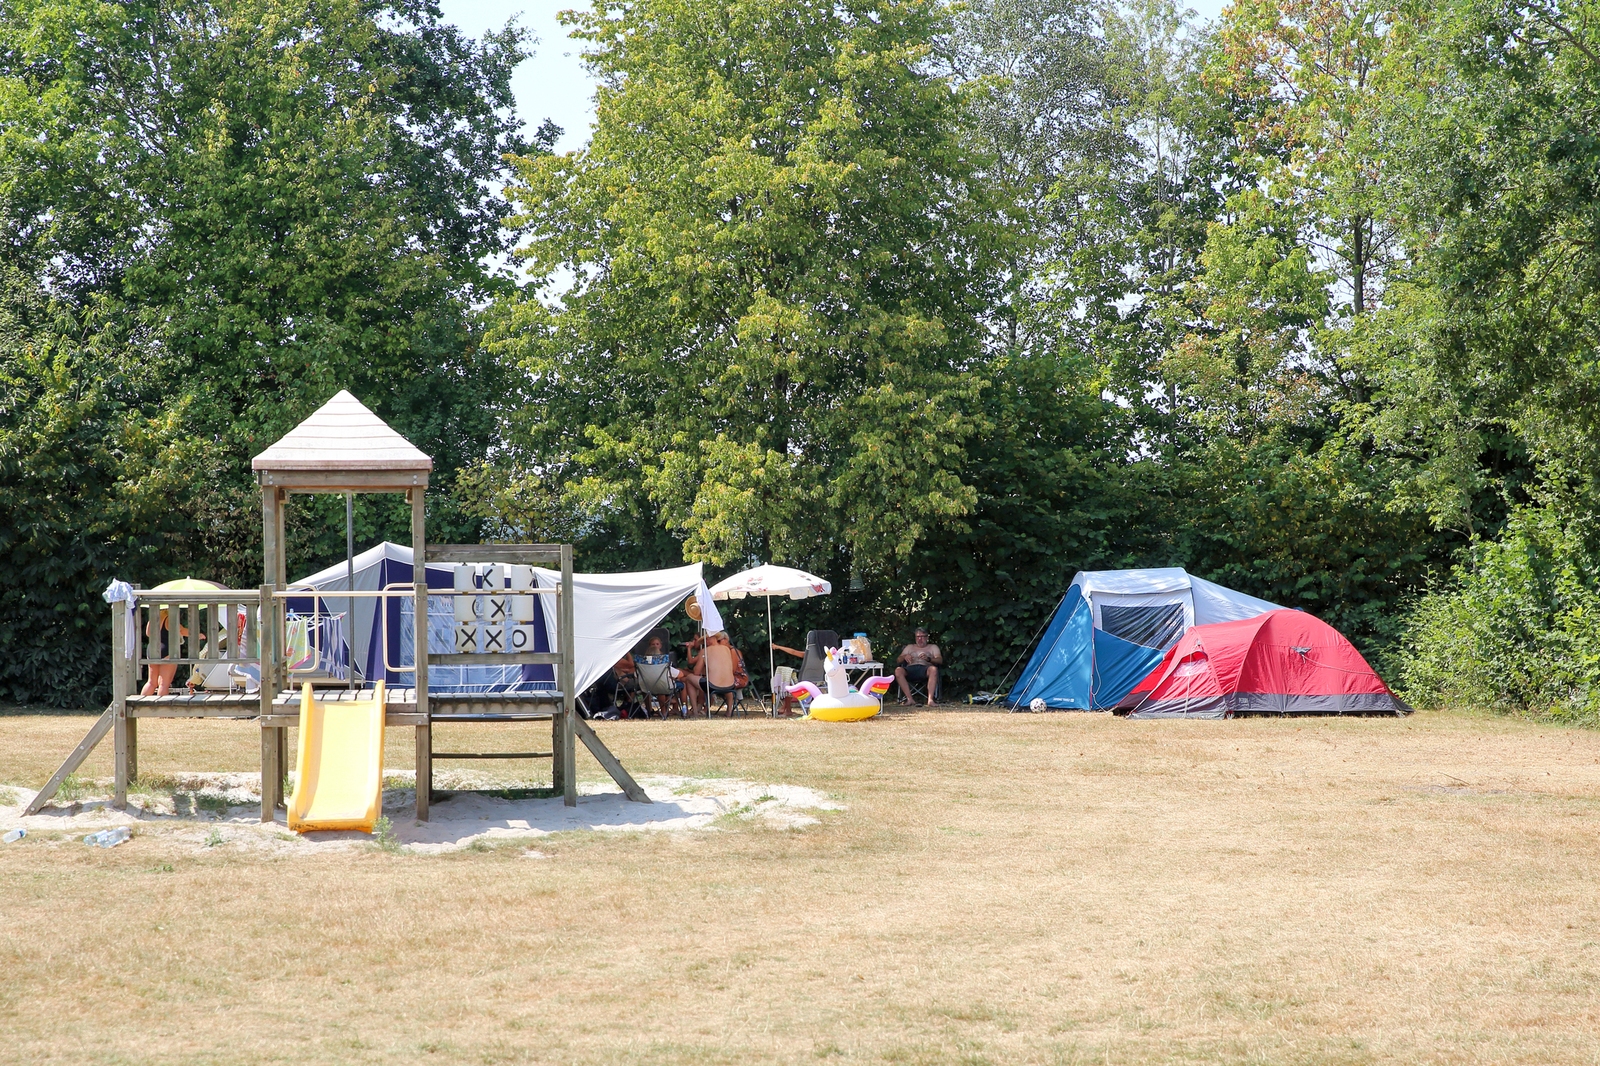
[430,751,552,760]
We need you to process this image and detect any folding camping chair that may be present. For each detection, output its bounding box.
[798,630,841,688]
[189,661,261,695]
[634,655,683,718]
[898,648,944,705]
[903,667,943,705]
[184,606,260,695]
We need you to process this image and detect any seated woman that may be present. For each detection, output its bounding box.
[583,654,632,719]
[140,609,188,697]
[635,635,701,717]
[611,651,639,717]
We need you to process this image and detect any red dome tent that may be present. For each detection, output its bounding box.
[1115,610,1408,719]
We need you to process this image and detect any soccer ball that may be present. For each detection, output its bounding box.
[1029,698,1047,713]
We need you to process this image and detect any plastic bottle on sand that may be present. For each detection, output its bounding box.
[83,827,130,847]
[2,828,23,844]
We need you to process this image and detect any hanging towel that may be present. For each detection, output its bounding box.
[316,613,349,680]
[285,614,314,671]
[102,580,137,658]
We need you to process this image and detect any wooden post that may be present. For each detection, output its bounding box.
[261,486,288,819]
[573,715,651,803]
[262,486,280,598]
[558,543,577,807]
[112,601,133,808]
[26,707,116,815]
[275,489,288,587]
[276,727,287,807]
[260,583,279,822]
[411,488,430,821]
[261,722,281,822]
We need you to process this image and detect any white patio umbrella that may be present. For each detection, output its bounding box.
[709,564,832,715]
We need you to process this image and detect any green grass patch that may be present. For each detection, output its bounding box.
[371,815,401,854]
[55,773,93,803]
[128,773,181,797]
[195,793,230,815]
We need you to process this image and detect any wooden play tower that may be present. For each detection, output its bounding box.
[28,392,647,820]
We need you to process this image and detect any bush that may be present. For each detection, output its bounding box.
[1401,507,1600,723]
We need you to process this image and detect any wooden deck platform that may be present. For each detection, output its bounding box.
[124,688,564,727]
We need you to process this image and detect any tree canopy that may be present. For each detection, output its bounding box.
[7,0,1600,717]
[1,0,543,703]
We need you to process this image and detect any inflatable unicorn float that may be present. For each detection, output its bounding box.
[787,648,894,721]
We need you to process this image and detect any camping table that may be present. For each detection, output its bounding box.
[843,662,883,687]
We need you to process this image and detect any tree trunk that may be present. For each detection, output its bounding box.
[1352,215,1366,315]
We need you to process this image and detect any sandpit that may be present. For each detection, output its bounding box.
[0,773,842,855]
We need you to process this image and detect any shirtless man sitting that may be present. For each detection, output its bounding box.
[894,627,943,706]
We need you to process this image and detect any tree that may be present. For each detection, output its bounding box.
[485,0,997,581]
[1100,0,1444,657]
[1212,0,1402,317]
[0,0,544,704]
[941,0,1132,360]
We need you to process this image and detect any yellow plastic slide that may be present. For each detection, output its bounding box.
[288,681,386,833]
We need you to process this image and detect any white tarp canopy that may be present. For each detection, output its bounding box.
[534,564,722,695]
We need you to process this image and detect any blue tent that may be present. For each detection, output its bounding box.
[1007,568,1281,710]
[1007,587,1165,709]
[288,542,553,691]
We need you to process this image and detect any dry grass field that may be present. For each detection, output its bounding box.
[2,706,1599,1065]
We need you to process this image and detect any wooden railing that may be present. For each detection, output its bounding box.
[119,589,264,695]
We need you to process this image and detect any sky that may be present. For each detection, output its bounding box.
[436,0,597,152]
[436,0,1232,153]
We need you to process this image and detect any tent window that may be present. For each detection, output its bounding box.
[1100,604,1186,649]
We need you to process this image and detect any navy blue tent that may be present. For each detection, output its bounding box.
[1007,568,1281,710]
[289,542,553,691]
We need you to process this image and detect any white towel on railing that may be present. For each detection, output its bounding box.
[317,613,349,680]
[102,579,137,658]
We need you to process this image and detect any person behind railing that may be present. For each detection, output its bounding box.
[140,608,189,697]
